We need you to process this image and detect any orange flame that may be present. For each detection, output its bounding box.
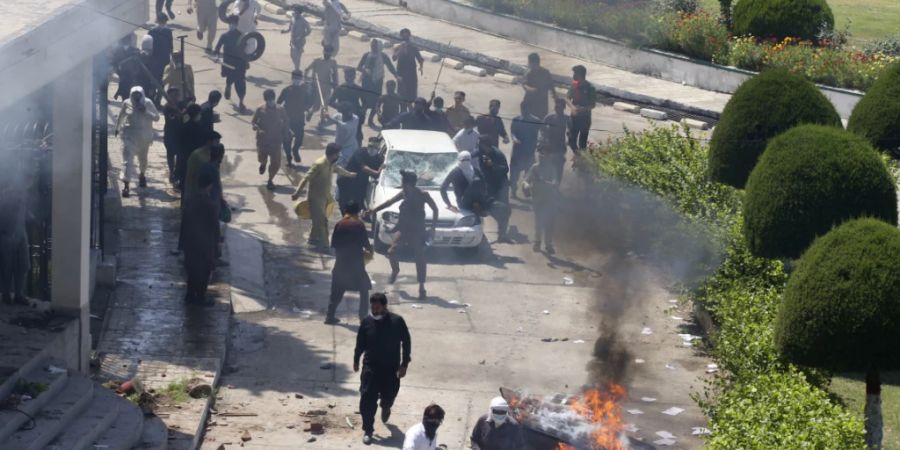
[556,385,627,450]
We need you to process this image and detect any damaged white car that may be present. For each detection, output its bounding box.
[368,130,484,255]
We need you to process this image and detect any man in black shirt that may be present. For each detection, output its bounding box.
[148,14,174,104]
[162,87,186,183]
[354,293,412,445]
[330,67,365,145]
[327,201,372,323]
[384,97,432,130]
[473,136,510,204]
[200,90,222,135]
[475,99,509,148]
[278,70,314,165]
[338,140,382,212]
[392,28,424,111]
[214,16,249,113]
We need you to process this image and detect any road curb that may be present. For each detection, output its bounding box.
[270,0,720,121]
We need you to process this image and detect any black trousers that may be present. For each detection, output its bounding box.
[226,72,247,100]
[283,116,305,161]
[164,130,178,180]
[359,366,401,434]
[327,283,368,320]
[569,113,591,152]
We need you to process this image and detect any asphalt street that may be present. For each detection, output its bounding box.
[143,4,719,449]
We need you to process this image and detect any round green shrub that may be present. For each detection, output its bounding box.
[708,69,841,188]
[743,125,897,259]
[732,0,834,42]
[847,61,900,156]
[775,218,900,372]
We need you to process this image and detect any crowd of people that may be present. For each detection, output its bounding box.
[109,1,601,446]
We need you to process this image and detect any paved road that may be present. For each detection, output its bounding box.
[144,4,718,449]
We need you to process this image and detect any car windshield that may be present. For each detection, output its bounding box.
[381,150,458,189]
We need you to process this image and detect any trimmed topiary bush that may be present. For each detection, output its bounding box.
[847,61,900,157]
[743,125,897,259]
[732,0,834,42]
[708,69,841,188]
[776,218,900,448]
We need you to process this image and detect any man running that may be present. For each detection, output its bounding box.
[283,4,312,71]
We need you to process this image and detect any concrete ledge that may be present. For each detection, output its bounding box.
[640,108,668,121]
[443,58,464,70]
[347,30,370,41]
[493,73,518,84]
[462,65,487,77]
[421,50,442,62]
[613,102,640,114]
[681,118,709,130]
[261,1,286,14]
[386,0,863,118]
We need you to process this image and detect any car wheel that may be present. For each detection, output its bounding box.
[373,223,388,254]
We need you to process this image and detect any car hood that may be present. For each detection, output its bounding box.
[373,185,466,222]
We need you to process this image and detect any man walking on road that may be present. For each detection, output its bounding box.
[475,100,509,148]
[521,53,554,120]
[292,143,357,248]
[278,71,314,166]
[509,103,542,199]
[567,65,596,154]
[283,4,311,71]
[392,28,424,111]
[323,0,350,56]
[191,0,218,53]
[470,397,525,450]
[215,16,249,113]
[115,86,160,197]
[252,89,289,190]
[354,293,412,445]
[368,170,438,300]
[523,150,559,254]
[539,97,569,181]
[326,200,373,324]
[305,46,339,128]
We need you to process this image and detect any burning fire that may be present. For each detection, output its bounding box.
[555,384,627,450]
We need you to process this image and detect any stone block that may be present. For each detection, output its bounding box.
[640,108,668,121]
[443,58,465,70]
[462,65,487,77]
[421,51,442,62]
[261,1,285,15]
[347,30,370,41]
[493,73,518,84]
[681,118,709,130]
[613,102,640,114]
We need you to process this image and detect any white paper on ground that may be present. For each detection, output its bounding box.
[662,407,685,416]
[692,427,711,436]
[641,327,653,335]
[623,423,639,433]
[655,431,676,439]
[626,409,644,415]
[653,439,676,446]
[634,358,645,364]
[641,397,657,402]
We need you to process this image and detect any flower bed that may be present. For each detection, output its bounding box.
[471,0,898,90]
[587,124,867,448]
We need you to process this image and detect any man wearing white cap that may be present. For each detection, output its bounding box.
[115,86,160,197]
[469,397,525,450]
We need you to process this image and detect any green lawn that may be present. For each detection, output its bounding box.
[829,372,900,449]
[699,0,900,44]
